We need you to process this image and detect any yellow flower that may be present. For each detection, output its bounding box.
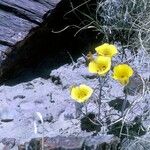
[88,56,111,75]
[95,43,118,57]
[112,64,134,85]
[70,84,93,103]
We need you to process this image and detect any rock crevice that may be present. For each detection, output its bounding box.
[0,0,99,82]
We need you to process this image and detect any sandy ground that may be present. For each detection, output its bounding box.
[0,47,149,149]
[0,57,95,147]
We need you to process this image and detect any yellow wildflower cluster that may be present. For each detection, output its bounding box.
[88,43,117,76]
[70,43,134,103]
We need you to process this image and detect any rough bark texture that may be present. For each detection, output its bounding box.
[0,0,60,81]
[0,0,99,82]
[0,0,60,46]
[18,135,120,150]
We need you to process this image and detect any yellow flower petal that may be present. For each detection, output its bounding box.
[118,77,129,85]
[113,64,133,78]
[109,44,118,55]
[88,61,99,73]
[71,86,80,100]
[112,64,133,85]
[96,56,111,75]
[70,84,93,103]
[88,56,111,76]
[95,43,118,57]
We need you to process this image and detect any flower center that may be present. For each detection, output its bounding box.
[99,65,106,71]
[78,90,87,99]
[120,75,125,78]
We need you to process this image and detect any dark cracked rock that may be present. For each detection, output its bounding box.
[84,135,120,150]
[1,138,16,149]
[44,136,84,150]
[18,135,120,150]
[18,136,84,150]
[0,0,101,83]
[0,0,61,81]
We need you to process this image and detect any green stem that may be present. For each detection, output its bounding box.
[98,77,103,120]
[121,93,128,116]
[85,103,88,115]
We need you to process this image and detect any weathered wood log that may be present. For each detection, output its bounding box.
[0,0,61,81]
[0,0,100,82]
[0,0,60,45]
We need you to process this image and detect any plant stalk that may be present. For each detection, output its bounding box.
[121,93,128,117]
[98,76,102,120]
